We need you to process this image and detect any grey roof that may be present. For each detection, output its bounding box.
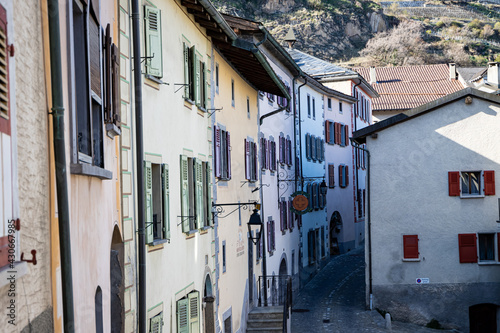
[352,87,500,143]
[457,67,486,83]
[287,49,358,78]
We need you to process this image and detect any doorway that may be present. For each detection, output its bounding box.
[469,303,497,333]
[278,258,287,305]
[203,275,215,333]
[330,211,342,255]
[110,226,124,333]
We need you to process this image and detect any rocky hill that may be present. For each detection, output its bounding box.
[212,0,500,67]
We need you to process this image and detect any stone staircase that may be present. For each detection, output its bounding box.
[246,306,283,333]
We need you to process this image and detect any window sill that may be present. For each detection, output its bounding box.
[106,123,121,138]
[149,239,169,247]
[71,163,113,180]
[460,194,485,199]
[402,258,421,262]
[185,229,199,236]
[145,74,167,85]
[478,261,500,265]
[0,261,28,288]
[201,226,212,231]
[184,98,195,106]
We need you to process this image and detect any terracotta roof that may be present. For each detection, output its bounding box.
[354,64,465,112]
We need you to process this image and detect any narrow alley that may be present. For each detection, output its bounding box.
[291,247,458,333]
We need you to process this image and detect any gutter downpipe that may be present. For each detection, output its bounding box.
[131,0,146,331]
[350,139,372,310]
[47,1,75,331]
[352,80,362,228]
[297,77,307,189]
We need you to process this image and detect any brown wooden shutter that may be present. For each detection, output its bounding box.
[325,120,330,143]
[329,164,335,188]
[104,24,112,122]
[448,171,460,196]
[0,3,10,135]
[89,16,101,97]
[483,170,495,195]
[403,235,419,259]
[458,233,477,263]
[345,165,349,186]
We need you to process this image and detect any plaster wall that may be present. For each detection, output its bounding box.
[258,48,300,293]
[50,1,122,331]
[366,96,500,329]
[213,49,260,333]
[373,110,403,123]
[298,83,327,270]
[127,0,215,332]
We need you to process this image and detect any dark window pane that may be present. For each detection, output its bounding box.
[479,234,494,261]
[92,100,103,167]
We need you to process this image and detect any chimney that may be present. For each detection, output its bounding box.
[284,27,296,49]
[370,66,376,84]
[449,63,457,80]
[487,62,500,87]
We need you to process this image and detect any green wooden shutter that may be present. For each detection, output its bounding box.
[177,299,189,333]
[195,159,204,228]
[192,46,200,105]
[205,162,212,226]
[203,62,208,108]
[188,292,200,333]
[180,155,190,232]
[149,313,163,333]
[144,6,162,77]
[145,161,154,244]
[162,164,170,239]
[183,43,190,98]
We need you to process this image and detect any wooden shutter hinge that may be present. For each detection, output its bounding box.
[21,249,37,265]
[8,44,14,57]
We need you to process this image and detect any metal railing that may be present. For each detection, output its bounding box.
[257,275,292,333]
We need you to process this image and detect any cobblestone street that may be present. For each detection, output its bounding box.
[291,247,457,333]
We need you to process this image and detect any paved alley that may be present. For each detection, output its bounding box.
[291,247,458,333]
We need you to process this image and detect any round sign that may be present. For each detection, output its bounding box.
[292,195,309,212]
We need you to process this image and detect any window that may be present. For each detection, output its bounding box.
[269,137,277,172]
[339,101,343,114]
[325,120,335,145]
[403,235,419,259]
[245,138,257,181]
[328,164,335,188]
[339,164,349,188]
[149,312,163,333]
[260,138,268,170]
[327,98,332,111]
[222,240,226,272]
[279,135,285,165]
[183,44,207,109]
[305,134,311,160]
[448,171,495,197]
[231,79,235,107]
[280,199,287,233]
[144,6,163,77]
[214,126,231,180]
[247,97,250,118]
[177,292,199,333]
[267,220,275,253]
[180,156,212,234]
[311,135,316,161]
[267,92,275,104]
[307,94,311,118]
[144,161,170,244]
[478,233,495,262]
[215,63,219,94]
[286,137,292,166]
[312,97,316,119]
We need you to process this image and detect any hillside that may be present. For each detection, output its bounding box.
[212,0,500,67]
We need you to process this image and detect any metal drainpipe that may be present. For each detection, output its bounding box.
[352,81,362,226]
[350,139,372,310]
[296,78,307,189]
[131,0,146,331]
[47,0,75,331]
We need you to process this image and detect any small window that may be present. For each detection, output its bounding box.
[461,171,480,195]
[339,102,343,114]
[478,233,495,262]
[214,126,231,180]
[177,292,199,333]
[144,161,170,243]
[307,94,311,118]
[231,79,235,107]
[327,98,332,110]
[312,97,316,119]
[247,97,250,119]
[215,63,219,94]
[403,235,419,259]
[244,138,258,181]
[222,240,226,272]
[149,312,163,333]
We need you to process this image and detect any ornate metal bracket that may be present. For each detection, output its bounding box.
[211,201,260,219]
[207,107,223,118]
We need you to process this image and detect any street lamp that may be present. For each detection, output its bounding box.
[247,208,268,306]
[320,179,328,196]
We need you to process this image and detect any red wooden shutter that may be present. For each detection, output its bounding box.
[345,165,349,186]
[458,233,477,263]
[214,126,221,178]
[484,170,495,195]
[329,164,335,187]
[325,120,330,143]
[403,235,419,259]
[448,171,460,196]
[227,132,231,179]
[345,125,349,146]
[336,123,341,144]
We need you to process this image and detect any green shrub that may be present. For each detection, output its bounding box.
[494,22,500,32]
[436,21,444,28]
[468,19,482,30]
[425,319,443,329]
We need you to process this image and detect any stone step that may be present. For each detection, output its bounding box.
[247,318,283,329]
[248,306,283,321]
[246,327,282,333]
